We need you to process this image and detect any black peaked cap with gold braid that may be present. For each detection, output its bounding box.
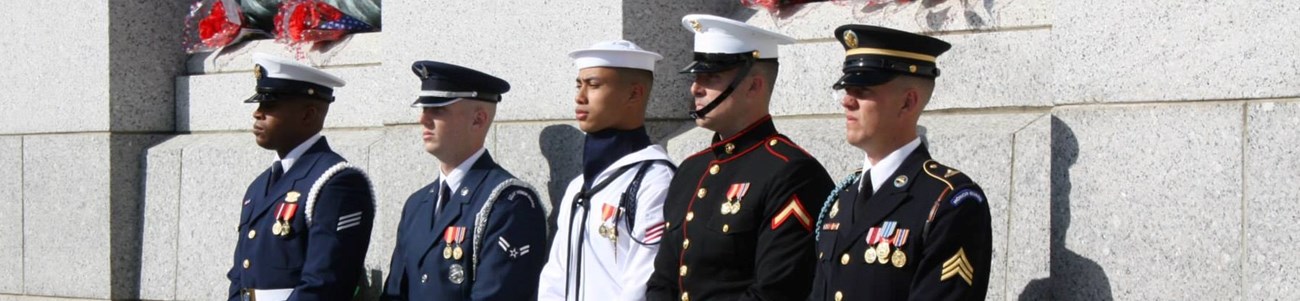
[832,25,952,89]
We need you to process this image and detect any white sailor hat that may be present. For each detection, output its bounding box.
[679,14,796,73]
[568,40,664,72]
[246,53,347,103]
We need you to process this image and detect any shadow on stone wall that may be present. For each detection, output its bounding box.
[1019,117,1113,301]
[539,124,585,241]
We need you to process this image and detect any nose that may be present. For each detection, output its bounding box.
[575,86,587,104]
[690,81,706,98]
[419,109,435,128]
[252,105,266,119]
[841,94,857,111]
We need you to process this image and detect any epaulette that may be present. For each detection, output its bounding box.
[921,160,974,191]
[762,136,815,162]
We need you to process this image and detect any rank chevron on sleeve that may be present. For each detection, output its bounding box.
[941,247,975,285]
[771,196,812,231]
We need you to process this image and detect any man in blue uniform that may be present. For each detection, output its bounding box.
[381,61,550,300]
[227,53,377,301]
[808,25,992,301]
[646,14,834,301]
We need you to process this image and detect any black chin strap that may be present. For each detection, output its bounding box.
[688,57,756,119]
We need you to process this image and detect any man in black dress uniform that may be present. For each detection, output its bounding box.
[807,24,993,301]
[645,14,834,301]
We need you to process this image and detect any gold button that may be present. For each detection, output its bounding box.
[247,230,257,239]
[665,222,670,228]
[686,211,695,222]
[724,143,735,154]
[819,251,824,259]
[696,188,707,198]
[840,254,850,265]
[835,291,844,301]
[421,274,428,283]
[683,239,691,250]
[681,292,689,301]
[722,224,730,233]
[242,259,250,269]
[769,139,778,146]
[679,265,688,276]
[709,165,720,175]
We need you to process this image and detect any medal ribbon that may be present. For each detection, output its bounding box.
[891,229,909,247]
[601,203,617,223]
[865,227,881,244]
[275,202,298,223]
[443,227,456,245]
[879,221,898,239]
[454,227,466,244]
[726,183,751,201]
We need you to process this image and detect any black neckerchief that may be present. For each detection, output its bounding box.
[581,127,652,191]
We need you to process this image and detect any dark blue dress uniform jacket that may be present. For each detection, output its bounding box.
[809,144,992,301]
[227,137,377,301]
[381,151,549,301]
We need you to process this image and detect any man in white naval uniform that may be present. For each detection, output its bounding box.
[537,40,676,301]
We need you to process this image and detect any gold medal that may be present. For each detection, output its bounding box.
[829,200,840,218]
[720,202,731,214]
[892,250,908,268]
[453,245,464,260]
[271,221,283,235]
[280,223,291,236]
[876,242,891,264]
[443,245,452,259]
[731,202,741,212]
[864,247,877,264]
[285,191,301,203]
[599,225,611,239]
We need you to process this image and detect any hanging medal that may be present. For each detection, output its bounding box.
[876,221,898,264]
[442,227,456,259]
[599,203,618,241]
[723,183,751,215]
[891,229,910,268]
[273,191,301,237]
[863,227,880,264]
[452,226,466,260]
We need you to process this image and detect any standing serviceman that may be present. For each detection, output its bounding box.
[381,61,550,300]
[537,40,676,301]
[645,14,834,301]
[228,53,377,301]
[808,25,992,301]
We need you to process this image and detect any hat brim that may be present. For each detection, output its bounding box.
[411,96,466,108]
[679,60,743,74]
[832,72,900,90]
[244,93,273,103]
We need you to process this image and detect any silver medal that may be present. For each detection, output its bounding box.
[448,263,465,284]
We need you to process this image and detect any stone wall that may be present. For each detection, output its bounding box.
[1,0,1298,300]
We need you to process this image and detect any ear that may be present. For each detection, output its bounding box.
[747,73,767,96]
[628,82,646,106]
[301,103,320,124]
[900,87,920,117]
[472,105,490,129]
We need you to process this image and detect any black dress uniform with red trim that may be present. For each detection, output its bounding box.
[647,115,834,301]
[228,53,376,301]
[646,14,834,301]
[807,25,992,301]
